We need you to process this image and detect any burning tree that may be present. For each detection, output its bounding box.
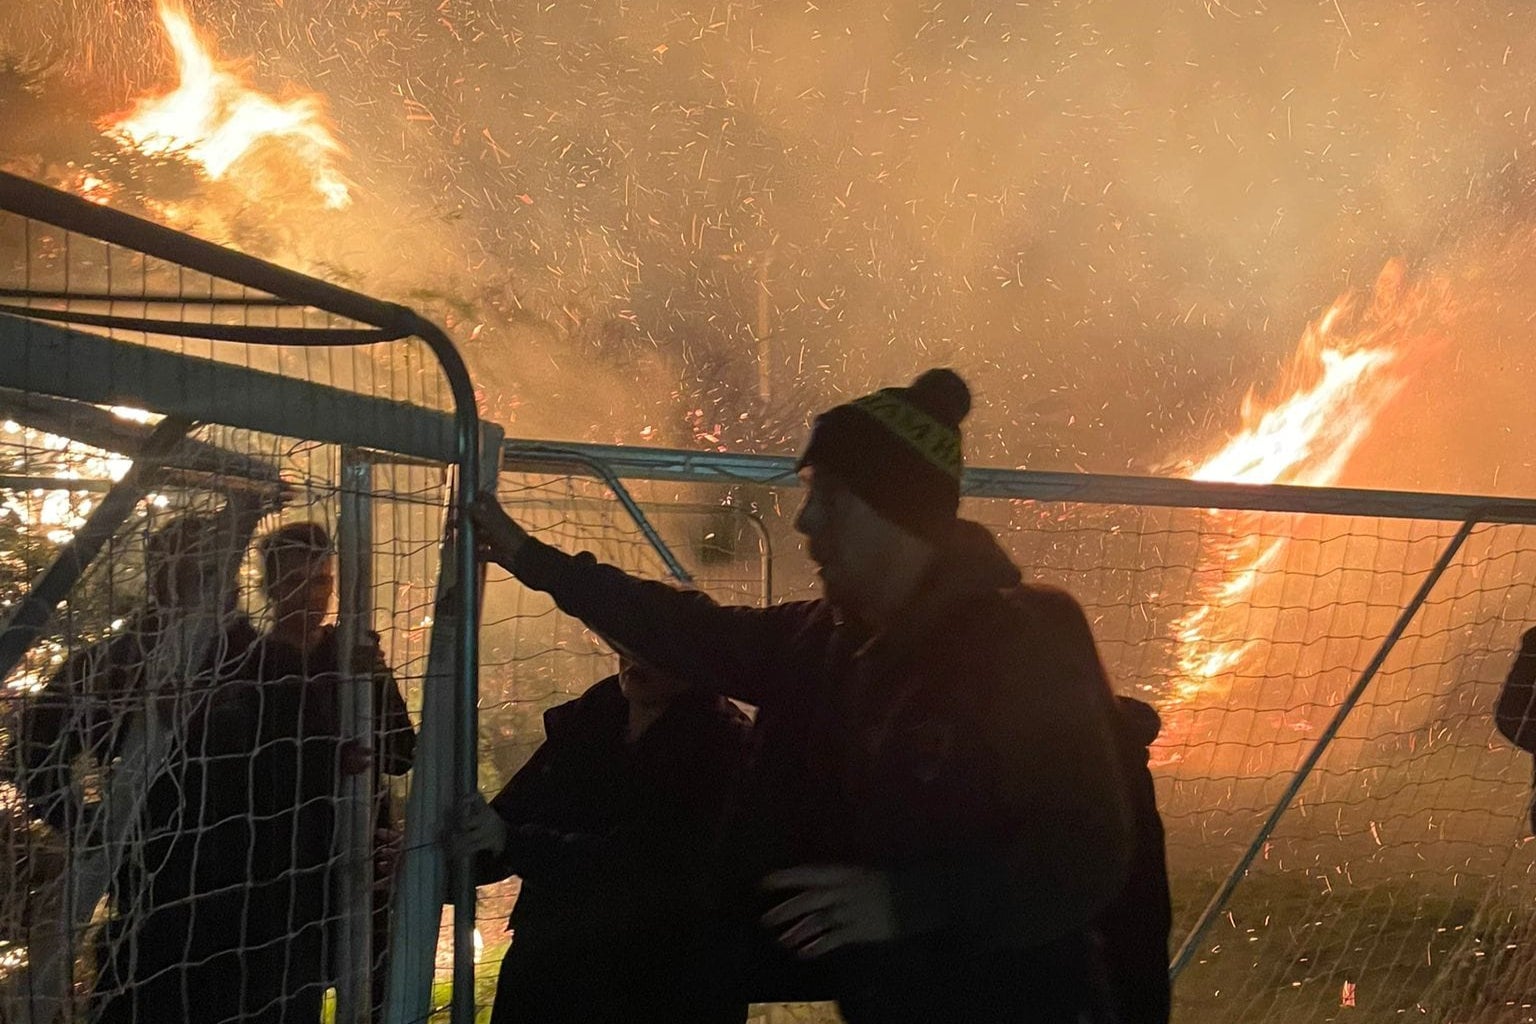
[109,1,351,211]
[1170,261,1454,708]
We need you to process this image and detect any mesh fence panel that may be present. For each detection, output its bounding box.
[0,194,462,1024]
[472,470,785,1021]
[958,506,1535,1016]
[474,465,1536,1024]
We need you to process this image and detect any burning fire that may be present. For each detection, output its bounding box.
[1168,260,1448,705]
[108,1,351,209]
[0,419,135,546]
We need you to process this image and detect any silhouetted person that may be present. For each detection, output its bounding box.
[472,369,1132,1023]
[1096,695,1173,1024]
[458,658,750,1024]
[16,499,268,1024]
[1496,627,1536,832]
[229,522,416,1024]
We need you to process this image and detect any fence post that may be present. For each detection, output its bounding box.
[401,320,483,1024]
[335,450,377,1024]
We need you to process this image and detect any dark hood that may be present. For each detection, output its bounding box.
[931,518,1024,599]
[542,674,741,746]
[1115,695,1162,748]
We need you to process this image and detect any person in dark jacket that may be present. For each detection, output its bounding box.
[1495,627,1536,832]
[1096,696,1173,1024]
[15,502,269,1024]
[457,658,751,1024]
[225,522,417,1024]
[471,368,1133,1024]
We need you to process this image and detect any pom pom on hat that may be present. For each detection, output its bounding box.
[905,368,971,430]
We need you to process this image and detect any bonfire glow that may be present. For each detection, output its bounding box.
[110,1,351,209]
[2,420,132,545]
[1169,260,1445,704]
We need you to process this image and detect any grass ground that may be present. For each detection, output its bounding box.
[421,941,845,1024]
[1170,871,1536,1023]
[428,868,1535,1024]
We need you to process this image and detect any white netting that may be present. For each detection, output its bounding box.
[968,504,1536,1023]
[0,432,450,1024]
[0,199,460,1024]
[474,470,789,1020]
[478,462,1536,1024]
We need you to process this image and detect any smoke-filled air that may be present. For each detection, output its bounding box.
[4,0,1535,495]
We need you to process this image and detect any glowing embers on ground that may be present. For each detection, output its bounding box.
[107,0,350,209]
[1166,260,1451,710]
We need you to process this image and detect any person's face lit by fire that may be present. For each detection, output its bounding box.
[148,519,227,613]
[794,465,912,619]
[266,548,335,634]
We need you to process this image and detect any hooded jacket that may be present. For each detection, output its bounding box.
[1097,696,1172,1024]
[476,675,750,1024]
[1495,626,1536,832]
[509,518,1133,1020]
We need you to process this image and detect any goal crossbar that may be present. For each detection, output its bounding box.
[0,311,503,468]
[504,439,1536,525]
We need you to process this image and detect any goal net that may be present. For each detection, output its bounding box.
[473,461,773,1018]
[483,444,1536,1024]
[0,172,475,1024]
[981,498,1536,1024]
[11,165,1536,1024]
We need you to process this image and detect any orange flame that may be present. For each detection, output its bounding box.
[109,1,350,209]
[1169,260,1447,705]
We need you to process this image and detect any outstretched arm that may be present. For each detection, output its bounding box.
[209,485,283,599]
[473,493,821,706]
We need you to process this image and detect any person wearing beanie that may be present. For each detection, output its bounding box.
[466,369,1134,1023]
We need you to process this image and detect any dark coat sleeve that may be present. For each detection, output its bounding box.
[473,740,605,885]
[363,633,416,775]
[888,587,1133,951]
[1496,627,1536,752]
[15,639,125,832]
[511,536,823,707]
